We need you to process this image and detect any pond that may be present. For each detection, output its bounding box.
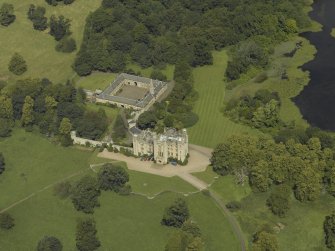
[293,0,335,131]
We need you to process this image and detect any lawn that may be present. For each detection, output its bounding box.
[0,0,101,84]
[195,167,332,251]
[188,50,263,148]
[0,130,240,250]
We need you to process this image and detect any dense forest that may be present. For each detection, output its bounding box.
[74,0,310,77]
[0,79,108,144]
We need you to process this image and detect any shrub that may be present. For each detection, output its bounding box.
[37,236,63,251]
[0,213,14,229]
[226,201,242,212]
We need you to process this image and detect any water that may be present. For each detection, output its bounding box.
[293,0,335,130]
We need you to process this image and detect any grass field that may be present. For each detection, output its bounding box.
[0,130,239,250]
[0,0,101,84]
[195,167,332,251]
[188,50,263,148]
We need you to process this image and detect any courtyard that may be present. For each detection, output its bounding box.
[115,85,149,100]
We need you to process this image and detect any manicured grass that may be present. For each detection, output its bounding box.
[188,50,263,148]
[0,0,101,84]
[76,72,118,90]
[0,130,240,250]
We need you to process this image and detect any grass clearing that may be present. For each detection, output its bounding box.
[188,50,263,148]
[225,37,316,128]
[0,0,101,84]
[195,167,331,251]
[0,130,239,250]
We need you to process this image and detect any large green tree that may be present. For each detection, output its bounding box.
[37,236,63,251]
[76,218,100,251]
[162,198,190,228]
[0,3,15,26]
[8,53,27,75]
[71,176,100,214]
[97,163,129,192]
[266,184,291,217]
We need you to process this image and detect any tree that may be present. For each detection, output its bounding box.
[324,212,335,249]
[76,218,100,251]
[162,198,190,228]
[0,96,14,120]
[59,117,72,136]
[151,69,167,81]
[249,160,271,192]
[0,213,14,229]
[0,118,12,137]
[76,109,108,140]
[112,113,127,142]
[56,37,77,53]
[27,5,48,31]
[49,15,71,41]
[137,111,157,130]
[21,96,34,127]
[71,176,100,214]
[97,163,129,192]
[0,153,5,174]
[37,236,63,251]
[8,53,27,75]
[252,230,278,251]
[266,184,291,217]
[0,3,15,26]
[59,117,73,146]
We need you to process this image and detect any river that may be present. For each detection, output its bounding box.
[293,0,335,131]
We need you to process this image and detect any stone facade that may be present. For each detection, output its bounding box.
[133,128,188,164]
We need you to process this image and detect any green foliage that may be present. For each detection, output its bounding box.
[71,176,100,214]
[266,184,291,217]
[162,198,190,228]
[137,111,157,130]
[56,37,77,53]
[0,213,14,229]
[0,3,15,26]
[0,118,12,137]
[97,163,130,192]
[8,53,27,75]
[150,69,167,81]
[211,135,331,202]
[45,0,75,6]
[0,152,5,174]
[37,236,63,251]
[76,108,108,140]
[324,212,335,249]
[112,113,127,142]
[225,89,282,130]
[49,15,71,41]
[226,41,269,81]
[165,221,204,251]
[252,230,278,251]
[27,5,48,31]
[225,201,242,212]
[21,96,34,127]
[76,218,100,251]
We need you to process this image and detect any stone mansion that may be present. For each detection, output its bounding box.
[133,128,189,165]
